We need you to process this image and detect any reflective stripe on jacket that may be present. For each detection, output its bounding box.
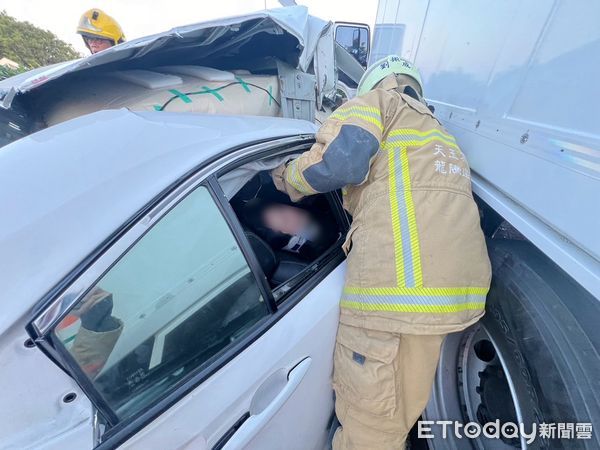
[273,75,491,334]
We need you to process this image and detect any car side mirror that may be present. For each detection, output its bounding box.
[334,22,370,68]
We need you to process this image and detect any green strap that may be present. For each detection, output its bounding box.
[168,89,192,103]
[153,105,163,111]
[202,86,224,101]
[236,76,251,93]
[62,334,76,345]
[268,85,273,106]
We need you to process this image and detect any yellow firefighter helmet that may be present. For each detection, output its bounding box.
[77,9,125,46]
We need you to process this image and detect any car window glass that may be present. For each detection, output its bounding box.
[227,168,343,295]
[52,186,269,421]
[369,24,405,64]
[336,25,369,66]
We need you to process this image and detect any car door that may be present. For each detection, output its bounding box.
[28,137,346,450]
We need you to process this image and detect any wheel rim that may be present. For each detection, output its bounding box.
[425,324,528,449]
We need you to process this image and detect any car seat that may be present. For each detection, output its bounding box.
[244,230,308,287]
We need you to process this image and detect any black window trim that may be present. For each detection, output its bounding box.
[25,134,347,449]
[209,141,351,304]
[272,233,346,303]
[206,175,277,314]
[205,142,350,448]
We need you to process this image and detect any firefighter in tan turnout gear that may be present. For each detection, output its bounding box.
[272,55,492,448]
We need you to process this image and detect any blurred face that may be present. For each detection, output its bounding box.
[263,204,310,235]
[85,36,114,54]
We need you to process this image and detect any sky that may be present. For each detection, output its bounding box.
[0,0,378,54]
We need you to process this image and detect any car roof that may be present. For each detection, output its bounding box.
[0,109,315,334]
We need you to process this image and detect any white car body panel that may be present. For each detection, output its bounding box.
[0,321,94,450]
[122,263,344,450]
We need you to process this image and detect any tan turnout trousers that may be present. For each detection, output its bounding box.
[332,325,445,449]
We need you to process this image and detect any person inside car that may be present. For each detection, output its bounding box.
[242,199,337,261]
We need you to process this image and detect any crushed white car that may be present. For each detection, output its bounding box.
[0,6,374,449]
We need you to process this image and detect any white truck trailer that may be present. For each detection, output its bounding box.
[371,1,600,448]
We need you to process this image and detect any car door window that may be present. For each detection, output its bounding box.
[52,186,269,422]
[225,168,345,298]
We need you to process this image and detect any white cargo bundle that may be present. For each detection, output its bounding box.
[43,67,281,126]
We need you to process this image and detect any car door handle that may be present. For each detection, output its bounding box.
[221,357,312,450]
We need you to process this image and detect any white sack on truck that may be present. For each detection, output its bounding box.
[42,67,281,126]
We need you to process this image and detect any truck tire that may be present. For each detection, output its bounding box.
[424,240,600,449]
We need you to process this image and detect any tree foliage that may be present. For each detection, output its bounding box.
[0,65,25,80]
[0,11,81,71]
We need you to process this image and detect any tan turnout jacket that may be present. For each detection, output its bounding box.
[273,75,491,334]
